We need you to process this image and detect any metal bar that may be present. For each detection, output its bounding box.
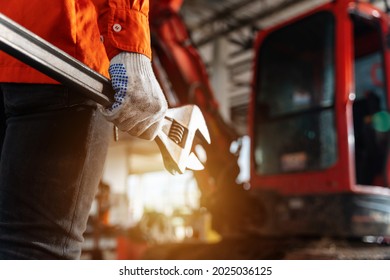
[0,13,114,107]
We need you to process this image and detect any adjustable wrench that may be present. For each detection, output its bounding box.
[0,13,210,174]
[157,105,210,174]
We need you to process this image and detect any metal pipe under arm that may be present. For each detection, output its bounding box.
[0,13,114,107]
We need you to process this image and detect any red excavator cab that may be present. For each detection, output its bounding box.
[250,0,390,238]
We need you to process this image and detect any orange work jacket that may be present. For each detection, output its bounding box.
[0,0,152,84]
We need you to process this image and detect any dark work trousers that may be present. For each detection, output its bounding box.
[0,84,112,259]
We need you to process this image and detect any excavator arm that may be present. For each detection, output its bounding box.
[149,0,264,235]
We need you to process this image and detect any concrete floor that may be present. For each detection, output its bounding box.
[142,237,390,260]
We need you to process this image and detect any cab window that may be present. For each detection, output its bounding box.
[254,12,337,175]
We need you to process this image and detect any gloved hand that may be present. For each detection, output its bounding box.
[101,52,168,140]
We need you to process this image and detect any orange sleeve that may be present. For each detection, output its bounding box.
[92,0,151,60]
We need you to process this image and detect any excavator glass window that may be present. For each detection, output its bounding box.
[352,14,388,186]
[254,12,337,175]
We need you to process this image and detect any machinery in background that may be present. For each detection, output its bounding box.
[249,0,390,238]
[150,0,390,241]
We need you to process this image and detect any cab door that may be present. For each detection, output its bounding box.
[350,9,389,187]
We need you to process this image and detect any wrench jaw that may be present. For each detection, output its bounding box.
[155,134,182,175]
[155,136,204,175]
[155,105,211,175]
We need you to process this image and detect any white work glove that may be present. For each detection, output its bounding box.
[101,52,168,140]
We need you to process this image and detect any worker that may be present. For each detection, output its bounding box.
[0,0,167,259]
